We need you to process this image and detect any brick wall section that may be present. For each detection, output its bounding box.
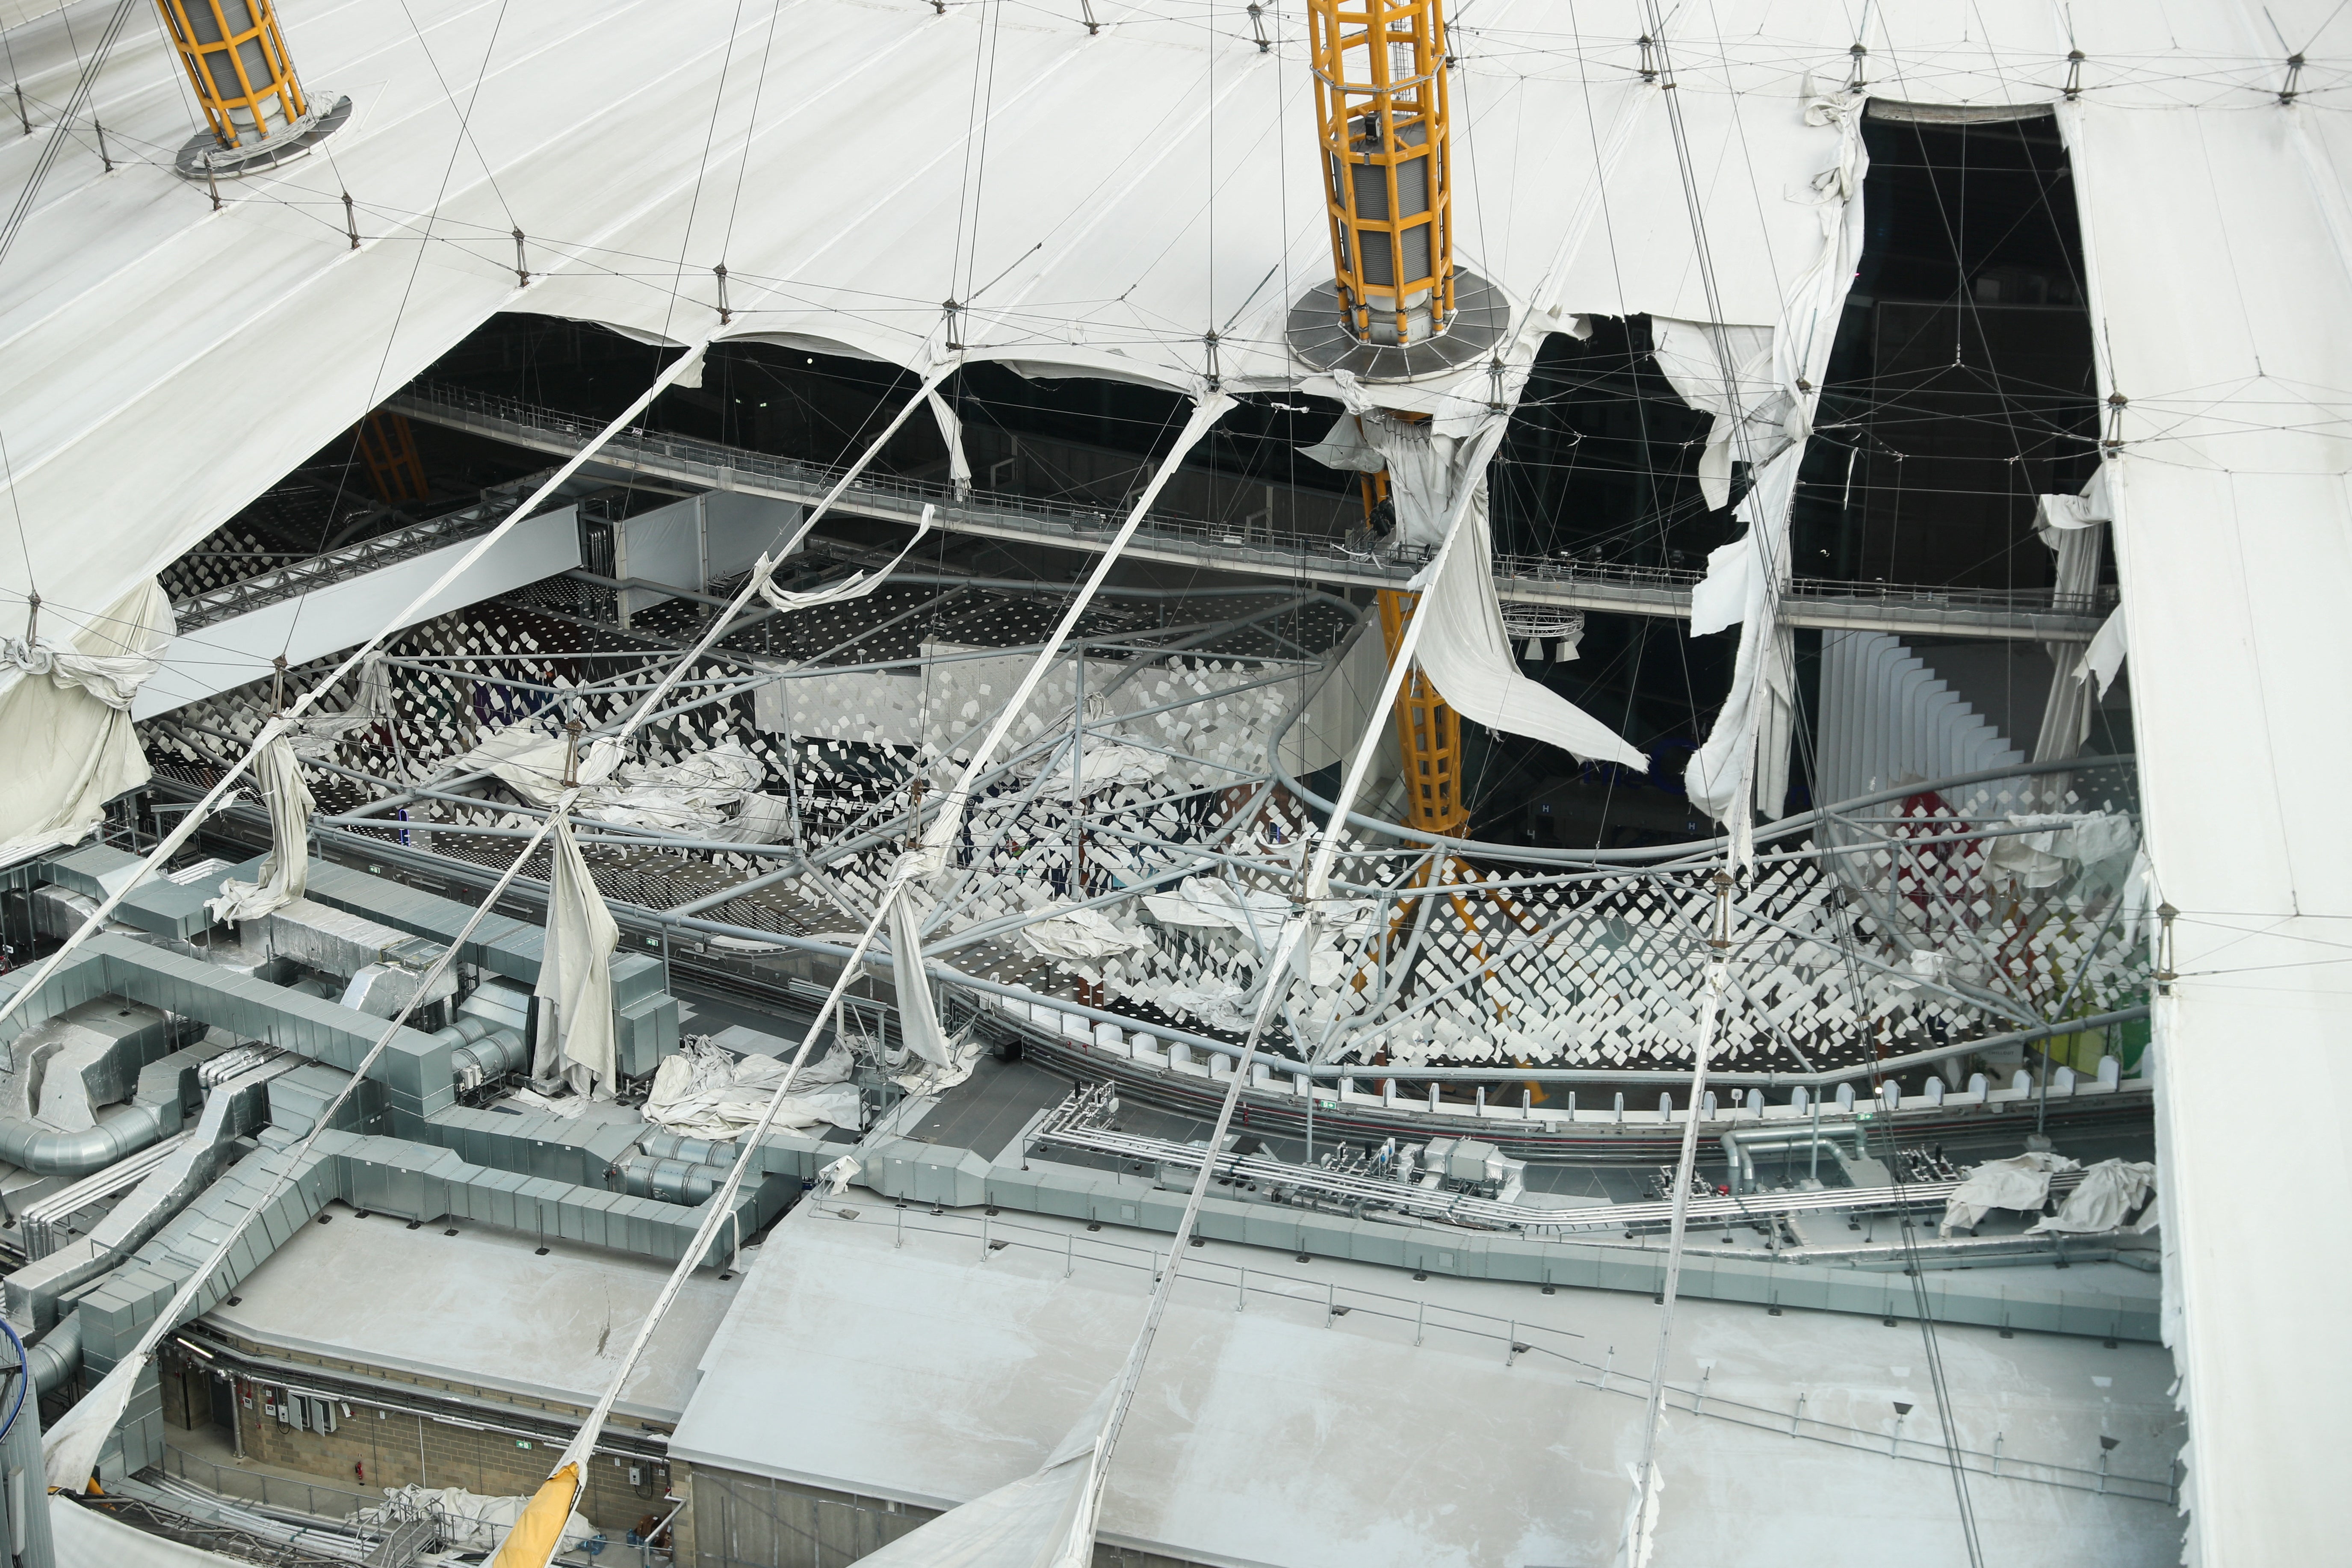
[685,1465,1206,1568]
[156,1338,678,1543]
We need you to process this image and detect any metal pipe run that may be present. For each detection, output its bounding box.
[0,1103,173,1178]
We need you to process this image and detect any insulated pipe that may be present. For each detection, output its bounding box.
[438,1020,527,1085]
[638,1134,742,1169]
[27,1312,80,1397]
[0,1103,171,1179]
[612,1155,732,1207]
[1722,1122,1864,1194]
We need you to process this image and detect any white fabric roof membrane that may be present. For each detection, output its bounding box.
[2051,9,2352,1559]
[1,0,1869,636]
[6,1,2352,1560]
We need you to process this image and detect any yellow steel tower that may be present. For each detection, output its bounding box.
[154,0,308,152]
[1308,0,1454,347]
[1308,0,1466,837]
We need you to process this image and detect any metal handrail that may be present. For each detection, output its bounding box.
[158,1443,385,1528]
[390,383,2116,623]
[860,1201,2170,1503]
[172,496,528,632]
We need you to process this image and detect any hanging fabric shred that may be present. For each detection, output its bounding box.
[1649,320,1783,510]
[752,504,936,613]
[929,393,973,497]
[1412,473,1647,769]
[2078,605,2128,700]
[1682,88,1871,858]
[887,889,952,1067]
[532,816,620,1099]
[2033,467,2113,762]
[207,734,315,924]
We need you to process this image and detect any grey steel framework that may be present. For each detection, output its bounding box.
[389,384,2113,643]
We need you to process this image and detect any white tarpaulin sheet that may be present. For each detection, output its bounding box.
[2032,1158,2157,1236]
[887,891,952,1069]
[50,1494,240,1568]
[532,816,620,1099]
[2032,470,2112,762]
[1684,448,1803,847]
[643,1039,861,1139]
[753,505,935,612]
[2056,47,2352,1550]
[1939,1151,2077,1237]
[1143,876,1288,938]
[1649,321,1782,511]
[1982,810,2136,888]
[0,578,171,862]
[1680,87,1869,851]
[455,729,789,843]
[1019,905,1150,977]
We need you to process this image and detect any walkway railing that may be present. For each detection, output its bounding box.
[390,384,2112,641]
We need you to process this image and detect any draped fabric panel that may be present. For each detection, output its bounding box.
[207,736,315,924]
[0,579,173,864]
[532,818,620,1099]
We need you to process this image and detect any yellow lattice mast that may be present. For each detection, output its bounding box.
[1308,0,1468,839]
[154,1,308,151]
[1308,0,1455,347]
[1374,584,1466,836]
[1307,3,1535,1085]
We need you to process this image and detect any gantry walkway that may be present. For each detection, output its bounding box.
[389,384,2110,642]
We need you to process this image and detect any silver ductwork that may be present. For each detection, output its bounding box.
[1721,1122,1869,1195]
[439,1016,528,1088]
[6,1056,293,1329]
[256,898,444,986]
[639,1132,743,1169]
[27,1311,80,1396]
[613,1152,735,1206]
[0,1101,173,1179]
[0,997,196,1129]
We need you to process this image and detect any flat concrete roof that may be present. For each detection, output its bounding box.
[670,1198,2184,1568]
[204,1199,742,1426]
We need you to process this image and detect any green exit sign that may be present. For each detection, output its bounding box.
[514,1439,534,1450]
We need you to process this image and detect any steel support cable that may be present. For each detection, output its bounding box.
[1862,1062,1989,1562]
[40,798,570,1490]
[0,0,135,277]
[1765,22,1984,1559]
[1090,428,1513,1535]
[282,0,520,665]
[1622,11,1880,1558]
[43,353,970,1497]
[501,395,1235,1568]
[0,347,713,1037]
